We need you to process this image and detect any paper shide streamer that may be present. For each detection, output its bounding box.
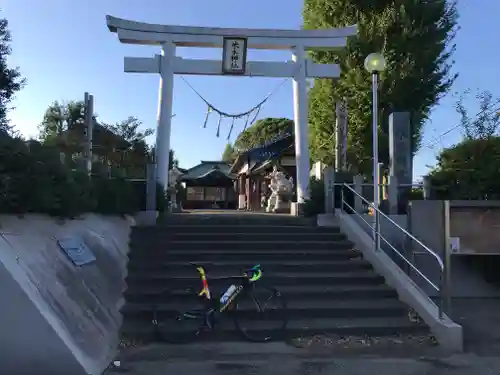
[216,116,222,138]
[227,117,236,141]
[203,106,212,128]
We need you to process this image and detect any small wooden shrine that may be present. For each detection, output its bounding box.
[180,161,237,209]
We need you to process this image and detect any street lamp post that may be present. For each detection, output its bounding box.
[364,52,386,252]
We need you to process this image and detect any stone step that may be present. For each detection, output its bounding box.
[132,225,341,235]
[124,284,398,304]
[130,240,355,254]
[124,218,431,346]
[134,240,354,251]
[125,271,385,288]
[128,248,362,262]
[126,259,373,274]
[156,214,316,226]
[121,316,427,342]
[122,299,409,320]
[130,232,347,243]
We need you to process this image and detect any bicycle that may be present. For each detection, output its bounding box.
[152,264,287,343]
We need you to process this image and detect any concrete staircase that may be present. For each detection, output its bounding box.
[121,213,428,343]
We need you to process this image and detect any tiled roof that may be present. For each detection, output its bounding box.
[181,161,234,180]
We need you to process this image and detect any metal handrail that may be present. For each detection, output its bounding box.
[338,183,448,318]
[340,182,424,188]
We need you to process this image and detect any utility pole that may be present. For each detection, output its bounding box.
[83,92,94,177]
[335,99,348,171]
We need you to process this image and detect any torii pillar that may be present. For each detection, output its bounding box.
[155,42,175,192]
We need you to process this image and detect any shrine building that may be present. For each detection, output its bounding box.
[179,161,237,210]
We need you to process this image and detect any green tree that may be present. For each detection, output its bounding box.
[38,100,86,145]
[429,137,500,200]
[455,89,500,140]
[0,16,25,133]
[221,143,236,163]
[169,149,179,169]
[232,117,293,154]
[103,116,153,176]
[37,101,180,177]
[303,0,458,173]
[104,116,154,145]
[429,90,500,199]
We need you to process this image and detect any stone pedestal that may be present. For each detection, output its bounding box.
[274,199,291,214]
[423,175,431,199]
[291,202,305,216]
[135,210,158,226]
[323,167,335,214]
[170,204,182,213]
[238,194,246,210]
[387,175,399,214]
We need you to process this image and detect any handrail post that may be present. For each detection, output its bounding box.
[441,199,452,318]
[340,185,344,212]
[374,209,380,251]
[403,201,413,275]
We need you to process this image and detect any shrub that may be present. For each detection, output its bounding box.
[302,177,325,217]
[92,176,139,215]
[0,134,150,217]
[129,180,167,213]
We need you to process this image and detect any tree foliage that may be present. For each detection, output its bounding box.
[221,117,293,164]
[0,16,25,133]
[0,128,170,216]
[429,90,500,199]
[429,137,500,200]
[0,133,153,216]
[38,100,86,144]
[169,149,179,170]
[37,102,180,179]
[104,116,154,145]
[232,117,293,153]
[221,143,236,163]
[102,116,154,178]
[303,0,459,173]
[455,89,500,140]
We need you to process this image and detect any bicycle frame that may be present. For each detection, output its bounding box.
[195,264,262,313]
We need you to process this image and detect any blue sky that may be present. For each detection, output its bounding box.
[3,0,499,179]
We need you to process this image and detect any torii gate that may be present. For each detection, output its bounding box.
[106,16,356,203]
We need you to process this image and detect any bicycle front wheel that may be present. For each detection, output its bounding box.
[234,285,287,342]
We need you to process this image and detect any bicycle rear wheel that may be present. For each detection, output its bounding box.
[234,285,287,342]
[152,288,208,344]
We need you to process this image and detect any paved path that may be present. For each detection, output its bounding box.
[451,298,500,355]
[107,342,500,375]
[106,296,500,375]
[109,357,500,375]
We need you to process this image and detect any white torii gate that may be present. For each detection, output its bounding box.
[106,15,357,203]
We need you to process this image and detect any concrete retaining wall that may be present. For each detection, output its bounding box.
[0,214,132,375]
[409,201,500,298]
